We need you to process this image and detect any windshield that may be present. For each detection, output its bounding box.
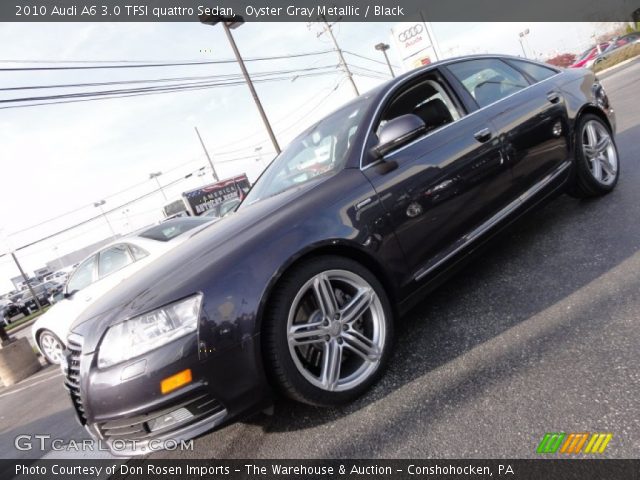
[242,98,370,205]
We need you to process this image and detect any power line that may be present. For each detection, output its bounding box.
[343,50,401,69]
[0,51,334,71]
[0,71,340,110]
[0,65,339,92]
[2,167,203,256]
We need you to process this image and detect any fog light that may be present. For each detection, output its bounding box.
[146,407,193,432]
[160,369,192,394]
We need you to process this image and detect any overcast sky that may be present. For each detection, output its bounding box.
[0,21,611,292]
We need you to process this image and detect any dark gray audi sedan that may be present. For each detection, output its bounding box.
[63,55,618,455]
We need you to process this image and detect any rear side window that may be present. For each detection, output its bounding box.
[509,59,557,83]
[98,244,133,278]
[448,58,530,108]
[128,243,149,261]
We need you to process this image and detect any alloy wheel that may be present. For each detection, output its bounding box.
[40,332,63,364]
[582,119,618,186]
[286,269,386,392]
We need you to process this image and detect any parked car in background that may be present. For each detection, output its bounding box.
[11,285,50,313]
[569,42,610,68]
[32,217,214,364]
[44,271,69,284]
[594,32,640,65]
[0,299,30,326]
[65,55,619,455]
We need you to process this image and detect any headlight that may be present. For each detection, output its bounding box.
[97,294,202,369]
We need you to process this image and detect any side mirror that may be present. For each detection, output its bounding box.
[373,114,426,158]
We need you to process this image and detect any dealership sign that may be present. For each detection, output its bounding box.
[391,21,441,71]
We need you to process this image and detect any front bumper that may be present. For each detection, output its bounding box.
[63,330,270,456]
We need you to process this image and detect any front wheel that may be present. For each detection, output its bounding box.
[569,114,620,198]
[38,330,64,365]
[264,256,394,407]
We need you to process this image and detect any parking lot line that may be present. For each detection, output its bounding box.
[0,372,62,399]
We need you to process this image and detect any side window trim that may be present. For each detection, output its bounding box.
[359,56,563,170]
[443,58,559,112]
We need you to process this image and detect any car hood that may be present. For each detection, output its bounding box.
[70,176,329,351]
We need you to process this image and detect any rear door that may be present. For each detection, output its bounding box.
[445,58,571,194]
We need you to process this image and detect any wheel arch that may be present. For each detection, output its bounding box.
[255,241,399,336]
[576,104,613,132]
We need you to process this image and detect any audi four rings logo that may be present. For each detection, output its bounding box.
[398,25,424,42]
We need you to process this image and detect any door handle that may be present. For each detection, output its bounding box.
[473,128,492,143]
[546,91,561,104]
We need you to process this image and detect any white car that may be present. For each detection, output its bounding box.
[32,217,213,364]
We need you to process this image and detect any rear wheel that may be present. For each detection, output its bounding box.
[569,114,619,198]
[38,330,64,365]
[264,256,394,406]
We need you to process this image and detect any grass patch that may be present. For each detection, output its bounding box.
[5,306,51,332]
[593,43,640,72]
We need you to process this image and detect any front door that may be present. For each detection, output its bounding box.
[361,70,514,281]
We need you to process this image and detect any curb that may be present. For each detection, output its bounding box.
[6,318,38,336]
[594,55,640,77]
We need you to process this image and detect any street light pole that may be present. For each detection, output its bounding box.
[518,29,530,58]
[149,172,167,200]
[93,200,117,238]
[217,19,281,154]
[194,127,219,182]
[374,43,395,77]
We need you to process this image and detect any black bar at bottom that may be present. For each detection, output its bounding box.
[4,459,640,480]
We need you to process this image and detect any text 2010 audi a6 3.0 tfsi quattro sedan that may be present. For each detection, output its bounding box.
[63,55,618,455]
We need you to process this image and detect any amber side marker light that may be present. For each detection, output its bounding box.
[161,369,192,394]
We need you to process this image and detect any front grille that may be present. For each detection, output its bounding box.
[63,335,86,424]
[97,392,223,442]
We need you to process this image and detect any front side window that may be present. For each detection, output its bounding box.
[242,95,374,205]
[377,77,461,135]
[448,58,530,108]
[67,255,97,293]
[98,244,133,278]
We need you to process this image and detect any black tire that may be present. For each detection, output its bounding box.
[569,113,620,198]
[38,330,65,365]
[263,255,394,407]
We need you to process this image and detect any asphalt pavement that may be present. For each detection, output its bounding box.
[1,61,638,460]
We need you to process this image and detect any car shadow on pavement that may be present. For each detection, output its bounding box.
[234,123,640,440]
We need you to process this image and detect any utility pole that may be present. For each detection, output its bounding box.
[318,15,359,96]
[149,172,168,200]
[93,200,117,238]
[375,43,395,77]
[194,127,219,182]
